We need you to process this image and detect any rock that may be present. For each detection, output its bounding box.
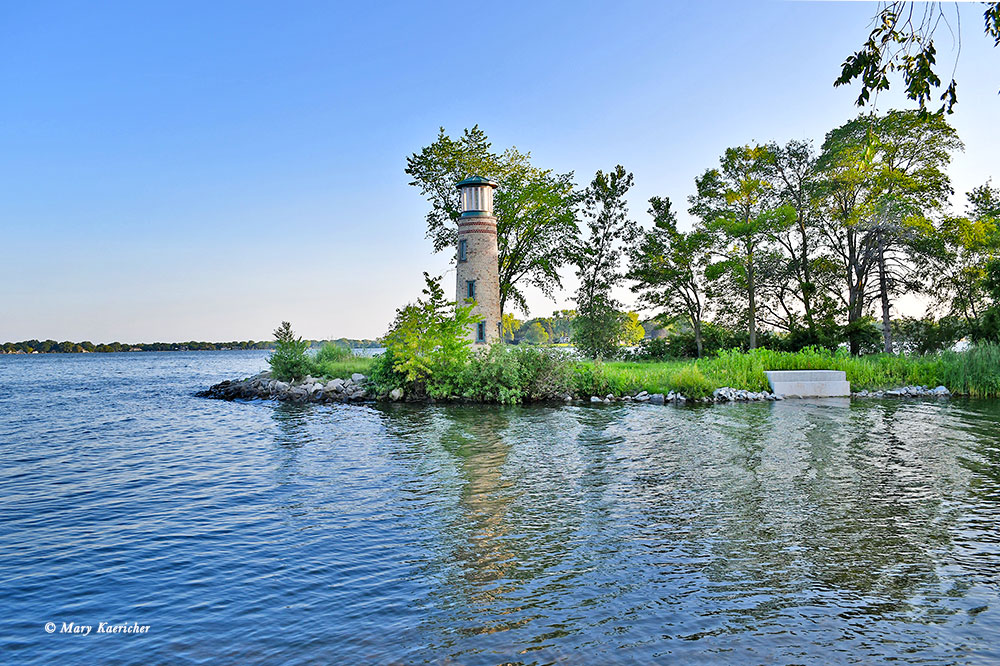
[603,398,611,404]
[590,396,603,403]
[622,395,633,402]
[328,378,345,391]
[649,393,665,405]
[636,391,648,398]
[389,388,404,402]
[351,373,366,383]
[931,385,951,396]
[605,393,615,401]
[274,381,290,393]
[563,393,573,402]
[635,394,650,403]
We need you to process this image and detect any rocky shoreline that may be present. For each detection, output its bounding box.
[199,371,374,403]
[200,371,953,406]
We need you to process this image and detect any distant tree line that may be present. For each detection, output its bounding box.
[1,338,382,354]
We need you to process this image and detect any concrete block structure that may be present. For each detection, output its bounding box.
[765,370,851,397]
[455,176,501,345]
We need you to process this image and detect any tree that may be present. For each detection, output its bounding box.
[620,312,646,346]
[500,313,523,342]
[523,322,549,345]
[572,166,637,359]
[381,272,481,397]
[816,110,962,353]
[405,126,580,316]
[836,2,1000,113]
[268,321,312,381]
[931,182,1000,326]
[689,145,794,349]
[627,196,712,357]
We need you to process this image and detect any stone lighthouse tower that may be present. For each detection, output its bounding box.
[455,176,501,345]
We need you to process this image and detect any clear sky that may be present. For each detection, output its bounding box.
[2,0,997,343]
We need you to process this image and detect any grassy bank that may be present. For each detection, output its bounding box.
[594,346,1000,398]
[307,345,1000,401]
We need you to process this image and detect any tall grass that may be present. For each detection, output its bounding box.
[594,345,1000,398]
[310,343,374,380]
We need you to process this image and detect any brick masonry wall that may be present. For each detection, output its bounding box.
[456,215,501,345]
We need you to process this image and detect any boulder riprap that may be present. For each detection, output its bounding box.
[200,371,371,404]
[852,385,951,399]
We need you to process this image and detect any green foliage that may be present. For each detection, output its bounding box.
[594,344,1000,398]
[689,143,795,349]
[311,343,373,380]
[405,126,580,314]
[573,301,627,360]
[268,321,312,381]
[573,165,637,358]
[455,344,575,404]
[836,2,1000,113]
[522,321,549,345]
[367,348,406,395]
[891,316,966,354]
[381,272,481,398]
[315,342,353,364]
[669,364,715,398]
[627,195,711,355]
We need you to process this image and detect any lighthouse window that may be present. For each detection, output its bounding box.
[466,280,476,299]
[458,239,467,263]
[477,322,486,342]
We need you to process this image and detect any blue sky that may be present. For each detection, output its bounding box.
[2,0,997,342]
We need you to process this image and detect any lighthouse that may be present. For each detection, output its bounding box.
[455,176,501,345]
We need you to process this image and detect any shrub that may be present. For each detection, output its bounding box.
[457,345,575,404]
[460,344,526,404]
[367,348,406,396]
[381,273,480,398]
[268,321,312,381]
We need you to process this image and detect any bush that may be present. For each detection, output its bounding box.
[268,321,312,381]
[457,345,575,404]
[381,273,480,398]
[367,348,406,396]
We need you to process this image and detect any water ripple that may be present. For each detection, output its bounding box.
[2,352,1000,664]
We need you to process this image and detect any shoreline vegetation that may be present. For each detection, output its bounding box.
[204,335,1000,405]
[323,345,1000,403]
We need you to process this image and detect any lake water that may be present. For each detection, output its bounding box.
[2,350,999,664]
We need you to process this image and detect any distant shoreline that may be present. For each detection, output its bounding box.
[1,339,382,355]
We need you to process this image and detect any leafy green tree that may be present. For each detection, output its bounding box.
[620,311,645,346]
[405,126,580,315]
[836,2,1000,113]
[627,196,712,357]
[381,272,481,397]
[500,313,522,342]
[523,321,549,345]
[816,110,962,353]
[268,321,312,381]
[931,182,1000,329]
[572,165,637,359]
[689,144,794,349]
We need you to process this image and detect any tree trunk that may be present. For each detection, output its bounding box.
[692,317,703,358]
[747,257,757,350]
[878,243,893,354]
[798,215,816,334]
